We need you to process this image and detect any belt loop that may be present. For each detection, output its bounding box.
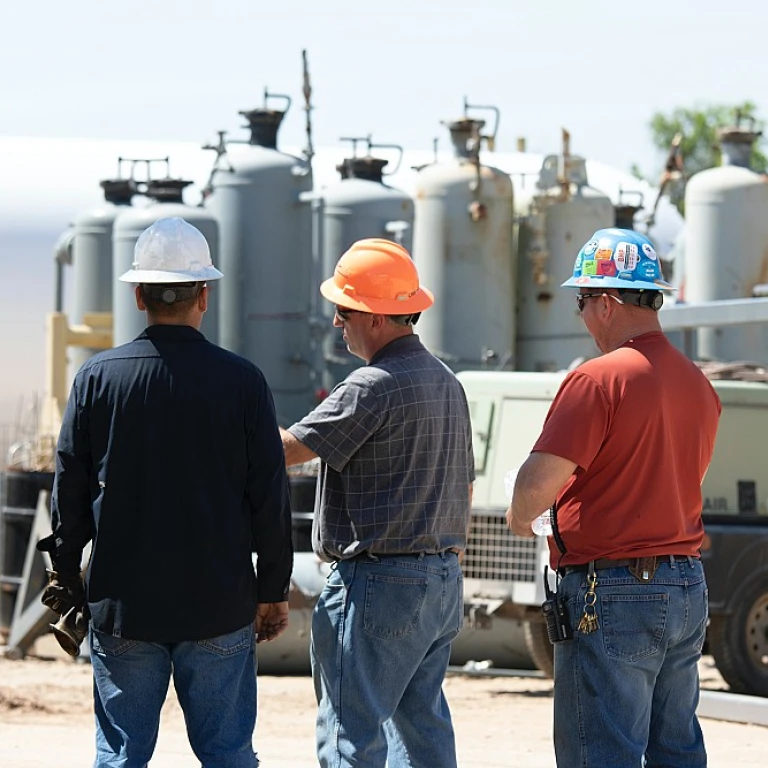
[417,552,425,561]
[668,554,676,569]
[687,555,694,567]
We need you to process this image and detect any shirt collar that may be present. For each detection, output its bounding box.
[369,334,423,365]
[139,325,207,343]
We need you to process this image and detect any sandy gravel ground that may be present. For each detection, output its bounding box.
[1,637,766,767]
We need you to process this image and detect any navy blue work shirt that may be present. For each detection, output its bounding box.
[50,324,293,642]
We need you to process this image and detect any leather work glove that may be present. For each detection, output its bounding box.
[41,570,86,615]
[37,534,85,616]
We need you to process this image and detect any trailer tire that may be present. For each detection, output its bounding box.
[708,575,768,697]
[523,620,554,678]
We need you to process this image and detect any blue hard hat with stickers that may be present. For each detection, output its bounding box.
[562,228,675,291]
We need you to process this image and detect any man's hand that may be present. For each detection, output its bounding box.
[41,571,85,615]
[254,601,289,643]
[505,506,536,538]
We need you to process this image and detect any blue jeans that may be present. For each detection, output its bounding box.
[553,558,708,768]
[311,552,463,768]
[90,623,258,768]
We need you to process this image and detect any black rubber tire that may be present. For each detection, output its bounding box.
[524,620,554,678]
[708,575,768,697]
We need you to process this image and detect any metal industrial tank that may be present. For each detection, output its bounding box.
[69,177,135,374]
[684,119,768,362]
[413,108,515,371]
[515,132,615,371]
[112,177,220,347]
[315,138,414,391]
[206,94,313,426]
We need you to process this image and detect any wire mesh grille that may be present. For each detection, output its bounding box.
[463,512,537,582]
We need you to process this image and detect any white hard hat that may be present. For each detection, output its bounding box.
[119,217,224,283]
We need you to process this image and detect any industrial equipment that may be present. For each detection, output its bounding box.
[684,115,768,362]
[311,135,414,391]
[514,131,615,371]
[413,100,515,371]
[205,91,313,426]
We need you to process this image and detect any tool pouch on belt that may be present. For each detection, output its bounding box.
[628,557,659,583]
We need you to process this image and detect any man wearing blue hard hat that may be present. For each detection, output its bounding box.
[506,228,721,767]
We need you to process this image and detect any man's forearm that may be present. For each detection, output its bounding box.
[507,452,577,534]
[280,427,318,467]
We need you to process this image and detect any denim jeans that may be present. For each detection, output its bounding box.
[553,557,708,768]
[89,623,258,768]
[311,552,463,768]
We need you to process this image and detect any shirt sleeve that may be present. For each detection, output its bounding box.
[245,372,294,603]
[288,375,384,473]
[50,377,95,574]
[532,371,611,472]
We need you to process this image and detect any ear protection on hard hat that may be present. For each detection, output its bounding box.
[320,238,434,315]
[562,228,674,292]
[618,289,664,311]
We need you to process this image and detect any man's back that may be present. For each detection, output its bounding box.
[534,331,721,564]
[56,324,291,641]
[290,335,474,561]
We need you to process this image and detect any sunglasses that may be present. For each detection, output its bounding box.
[334,305,362,321]
[576,292,625,313]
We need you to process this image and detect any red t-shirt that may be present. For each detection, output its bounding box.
[532,332,721,568]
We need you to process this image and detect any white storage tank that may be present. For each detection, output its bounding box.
[413,116,515,371]
[515,145,615,372]
[684,121,768,362]
[206,98,313,425]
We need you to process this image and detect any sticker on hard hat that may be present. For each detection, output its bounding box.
[598,260,617,276]
[583,241,598,256]
[581,260,598,275]
[575,276,591,284]
[617,271,634,281]
[595,247,613,261]
[639,262,657,279]
[614,242,638,272]
[642,243,657,261]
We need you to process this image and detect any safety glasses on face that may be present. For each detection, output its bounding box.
[576,292,625,313]
[334,305,362,321]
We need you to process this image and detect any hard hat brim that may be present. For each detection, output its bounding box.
[561,276,676,291]
[119,266,224,283]
[319,276,434,314]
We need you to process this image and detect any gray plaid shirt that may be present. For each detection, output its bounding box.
[289,334,475,562]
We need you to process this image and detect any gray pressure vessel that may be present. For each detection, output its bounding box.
[515,155,614,371]
[112,179,220,346]
[318,155,414,390]
[207,108,313,426]
[685,124,768,361]
[413,119,515,371]
[69,178,135,374]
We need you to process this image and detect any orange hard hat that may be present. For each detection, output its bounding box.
[319,238,434,314]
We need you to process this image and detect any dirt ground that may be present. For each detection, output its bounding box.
[1,637,767,767]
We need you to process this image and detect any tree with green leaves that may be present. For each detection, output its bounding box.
[634,102,768,215]
[650,102,767,176]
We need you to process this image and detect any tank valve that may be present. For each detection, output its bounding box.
[468,200,487,221]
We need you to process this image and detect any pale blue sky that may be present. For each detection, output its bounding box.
[1,0,765,424]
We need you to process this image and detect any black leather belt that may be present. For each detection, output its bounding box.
[564,555,699,574]
[346,547,461,561]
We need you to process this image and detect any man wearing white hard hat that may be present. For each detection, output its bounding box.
[39,217,293,767]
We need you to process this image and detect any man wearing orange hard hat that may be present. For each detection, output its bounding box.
[281,238,475,768]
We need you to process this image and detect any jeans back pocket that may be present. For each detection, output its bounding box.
[602,593,669,662]
[363,574,428,639]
